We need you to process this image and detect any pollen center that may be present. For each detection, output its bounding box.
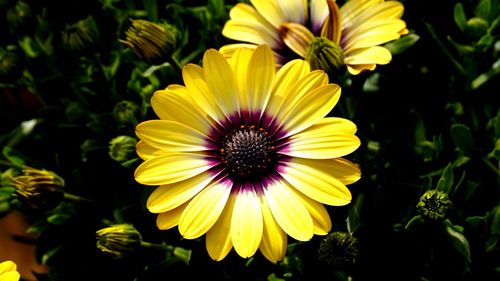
[221,125,275,179]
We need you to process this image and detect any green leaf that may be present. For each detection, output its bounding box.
[454,3,468,32]
[346,193,364,235]
[451,124,475,156]
[46,213,72,225]
[41,244,64,265]
[472,58,500,90]
[143,0,158,21]
[444,220,471,262]
[495,109,500,138]
[384,33,420,55]
[0,201,10,213]
[2,146,25,166]
[475,0,492,22]
[405,215,425,231]
[465,216,486,229]
[26,220,49,234]
[447,36,475,55]
[436,163,454,194]
[268,273,286,281]
[490,206,500,235]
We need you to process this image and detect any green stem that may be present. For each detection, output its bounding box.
[167,55,182,73]
[140,241,174,251]
[63,193,100,205]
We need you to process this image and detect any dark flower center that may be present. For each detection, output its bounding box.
[220,125,275,179]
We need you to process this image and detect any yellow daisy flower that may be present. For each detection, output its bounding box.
[0,261,20,281]
[221,0,408,75]
[134,44,361,262]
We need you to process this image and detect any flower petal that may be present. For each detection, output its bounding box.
[136,140,164,160]
[250,0,287,28]
[259,195,287,263]
[328,158,362,185]
[231,185,263,258]
[182,64,225,124]
[147,171,220,213]
[283,117,360,159]
[203,49,240,118]
[134,152,216,186]
[179,178,233,239]
[288,187,332,235]
[0,272,20,281]
[264,178,313,241]
[151,85,213,133]
[0,261,16,274]
[280,22,315,58]
[347,63,376,74]
[310,0,329,34]
[344,46,392,65]
[206,192,236,261]
[247,44,275,114]
[156,200,190,230]
[279,157,354,206]
[279,83,341,137]
[229,47,254,110]
[136,120,212,152]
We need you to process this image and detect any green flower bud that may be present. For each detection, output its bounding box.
[6,0,32,32]
[466,17,489,40]
[0,45,23,80]
[305,37,345,75]
[10,166,65,210]
[120,19,178,65]
[318,231,359,270]
[109,135,137,163]
[416,190,453,221]
[96,224,142,259]
[113,100,139,124]
[62,16,99,53]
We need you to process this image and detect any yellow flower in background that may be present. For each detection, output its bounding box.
[134,45,361,262]
[221,0,408,75]
[0,261,20,281]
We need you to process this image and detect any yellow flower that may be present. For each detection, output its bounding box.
[221,0,408,75]
[134,45,361,262]
[0,261,20,281]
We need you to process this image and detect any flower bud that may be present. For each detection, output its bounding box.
[62,16,99,53]
[120,19,178,65]
[109,135,137,163]
[318,231,359,270]
[10,166,65,210]
[96,224,142,259]
[306,37,345,76]
[466,17,489,40]
[113,100,139,124]
[416,190,453,221]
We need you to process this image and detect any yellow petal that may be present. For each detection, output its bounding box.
[231,187,263,258]
[259,196,287,263]
[279,157,353,206]
[203,49,240,118]
[279,83,341,137]
[136,140,165,161]
[264,179,313,241]
[310,0,329,34]
[345,1,404,29]
[134,152,215,186]
[151,85,213,134]
[280,22,314,58]
[179,178,233,239]
[0,261,16,274]
[346,63,376,74]
[223,20,280,48]
[223,3,280,47]
[341,0,384,27]
[288,187,332,235]
[156,200,190,230]
[250,0,287,28]
[229,47,254,110]
[343,28,402,51]
[276,0,308,25]
[136,120,211,152]
[182,64,225,124]
[320,0,342,44]
[206,193,236,261]
[344,46,392,65]
[343,19,406,45]
[329,158,362,185]
[0,272,20,281]
[270,69,328,123]
[147,171,219,213]
[247,45,275,114]
[284,118,361,159]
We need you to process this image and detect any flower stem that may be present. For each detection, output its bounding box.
[63,193,100,205]
[140,241,174,251]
